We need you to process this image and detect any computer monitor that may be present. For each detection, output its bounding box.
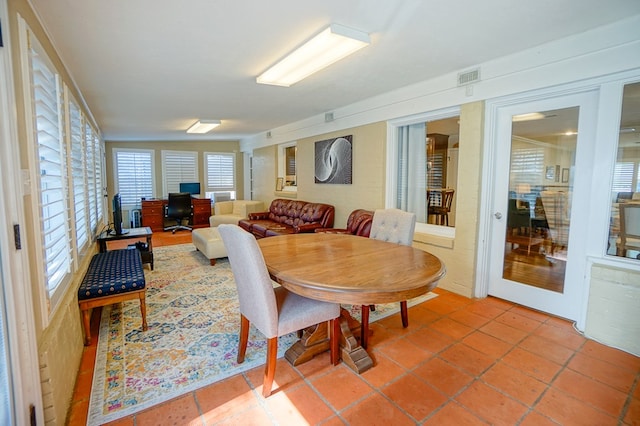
[111,193,128,235]
[179,182,201,196]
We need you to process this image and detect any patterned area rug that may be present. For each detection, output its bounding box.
[87,243,437,425]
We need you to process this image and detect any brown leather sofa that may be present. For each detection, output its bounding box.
[314,209,373,237]
[238,198,335,238]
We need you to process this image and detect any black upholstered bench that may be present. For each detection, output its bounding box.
[78,249,148,345]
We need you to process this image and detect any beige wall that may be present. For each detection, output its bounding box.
[252,145,278,206]
[586,264,640,356]
[250,104,485,298]
[296,123,386,225]
[105,140,243,205]
[252,122,387,227]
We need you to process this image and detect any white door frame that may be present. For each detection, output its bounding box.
[476,83,599,327]
[0,0,44,423]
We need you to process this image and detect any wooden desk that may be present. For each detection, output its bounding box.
[258,233,445,373]
[141,197,212,232]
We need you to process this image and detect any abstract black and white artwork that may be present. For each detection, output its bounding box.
[314,135,352,184]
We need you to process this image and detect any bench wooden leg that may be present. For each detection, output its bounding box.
[81,308,92,346]
[210,259,216,266]
[79,289,148,346]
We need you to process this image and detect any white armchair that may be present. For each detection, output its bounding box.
[209,200,264,227]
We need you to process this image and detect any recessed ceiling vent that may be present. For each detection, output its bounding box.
[457,68,480,86]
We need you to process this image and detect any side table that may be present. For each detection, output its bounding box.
[96,226,154,270]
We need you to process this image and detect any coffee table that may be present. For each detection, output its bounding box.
[258,233,445,373]
[96,226,154,270]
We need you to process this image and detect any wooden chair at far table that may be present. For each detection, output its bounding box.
[364,208,416,349]
[427,188,455,226]
[217,224,340,397]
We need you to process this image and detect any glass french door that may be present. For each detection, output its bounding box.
[487,91,597,321]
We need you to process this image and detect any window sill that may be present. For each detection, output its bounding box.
[274,190,297,199]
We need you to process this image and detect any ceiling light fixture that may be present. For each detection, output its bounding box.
[512,112,546,122]
[186,120,221,134]
[257,23,370,87]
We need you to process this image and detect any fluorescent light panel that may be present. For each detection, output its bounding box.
[512,112,546,122]
[257,24,370,87]
[186,120,221,134]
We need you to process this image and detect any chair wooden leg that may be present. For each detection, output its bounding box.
[400,301,408,328]
[360,304,370,350]
[263,337,278,398]
[330,318,339,365]
[237,314,249,363]
[139,293,148,331]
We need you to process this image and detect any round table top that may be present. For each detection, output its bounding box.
[257,233,446,305]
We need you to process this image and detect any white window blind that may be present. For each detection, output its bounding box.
[91,126,104,226]
[510,147,545,186]
[85,124,97,232]
[205,152,236,193]
[612,162,635,192]
[162,150,198,195]
[428,152,445,188]
[69,98,88,251]
[29,38,72,298]
[114,149,154,207]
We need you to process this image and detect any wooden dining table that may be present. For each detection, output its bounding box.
[257,233,446,373]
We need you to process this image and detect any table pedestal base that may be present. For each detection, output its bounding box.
[284,307,373,373]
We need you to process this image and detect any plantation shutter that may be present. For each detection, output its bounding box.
[428,152,445,189]
[29,37,72,297]
[162,151,198,195]
[115,150,154,207]
[69,99,88,251]
[510,147,545,186]
[93,127,104,225]
[612,162,634,192]
[85,124,97,232]
[205,153,235,193]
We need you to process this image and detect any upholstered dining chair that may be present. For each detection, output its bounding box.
[363,208,417,348]
[164,192,193,233]
[617,203,640,258]
[217,224,340,397]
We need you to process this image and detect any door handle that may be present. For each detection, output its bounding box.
[494,212,503,219]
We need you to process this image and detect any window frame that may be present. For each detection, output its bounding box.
[161,150,198,197]
[605,79,640,262]
[277,142,297,192]
[204,151,236,199]
[387,106,460,238]
[19,21,106,320]
[113,148,156,209]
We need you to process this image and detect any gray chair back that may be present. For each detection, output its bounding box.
[217,224,279,338]
[369,208,416,246]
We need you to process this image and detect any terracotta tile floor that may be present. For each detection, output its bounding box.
[68,234,640,425]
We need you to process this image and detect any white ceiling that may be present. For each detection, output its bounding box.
[28,0,640,142]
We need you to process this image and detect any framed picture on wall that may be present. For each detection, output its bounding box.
[562,168,570,183]
[545,166,555,180]
[314,135,353,184]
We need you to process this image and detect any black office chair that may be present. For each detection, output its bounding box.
[164,192,193,233]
